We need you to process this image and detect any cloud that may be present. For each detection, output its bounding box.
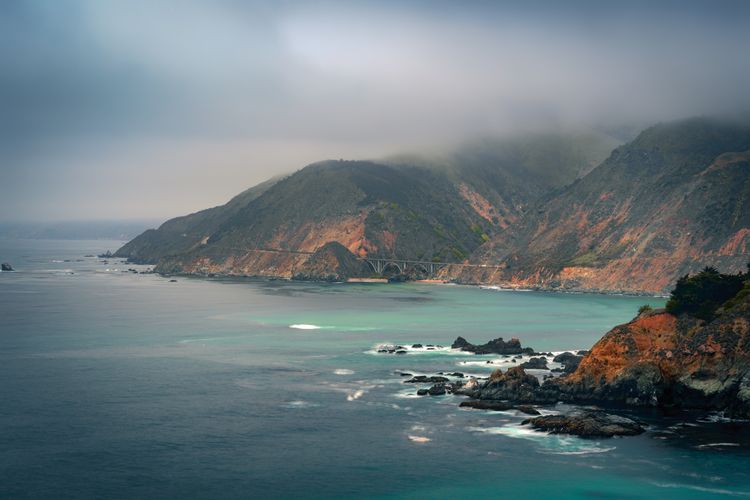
[2,0,749,220]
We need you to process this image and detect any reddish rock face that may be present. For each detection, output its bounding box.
[555,292,750,415]
[447,120,750,294]
[568,312,680,385]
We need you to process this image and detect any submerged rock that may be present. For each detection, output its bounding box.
[552,352,577,364]
[404,376,449,384]
[520,357,549,370]
[552,351,584,373]
[522,409,645,437]
[427,384,446,396]
[515,405,541,416]
[459,400,514,411]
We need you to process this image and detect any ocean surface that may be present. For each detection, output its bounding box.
[1,238,749,499]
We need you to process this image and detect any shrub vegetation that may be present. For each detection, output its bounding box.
[665,266,747,321]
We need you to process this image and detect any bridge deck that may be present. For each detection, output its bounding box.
[224,247,502,269]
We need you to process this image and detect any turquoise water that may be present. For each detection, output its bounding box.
[1,239,749,499]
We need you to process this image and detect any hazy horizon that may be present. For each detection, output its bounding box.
[3,0,750,221]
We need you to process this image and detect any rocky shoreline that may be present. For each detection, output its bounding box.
[131,264,669,296]
[385,269,750,437]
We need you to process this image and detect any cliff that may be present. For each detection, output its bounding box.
[554,280,750,416]
[447,117,750,294]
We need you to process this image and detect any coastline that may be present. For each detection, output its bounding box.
[151,267,667,298]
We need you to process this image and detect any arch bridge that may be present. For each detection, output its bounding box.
[362,258,449,277]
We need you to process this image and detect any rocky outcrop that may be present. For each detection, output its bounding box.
[292,242,371,281]
[548,294,750,418]
[458,366,557,404]
[1,263,12,271]
[463,273,750,419]
[522,409,645,437]
[520,357,548,370]
[404,376,450,384]
[553,352,584,373]
[451,336,535,355]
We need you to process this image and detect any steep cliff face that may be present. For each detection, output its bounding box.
[554,287,750,416]
[449,118,750,293]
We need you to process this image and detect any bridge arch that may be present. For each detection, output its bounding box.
[407,262,430,276]
[381,261,404,275]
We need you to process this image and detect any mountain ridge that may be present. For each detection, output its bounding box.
[116,118,750,291]
[116,133,613,278]
[446,117,750,293]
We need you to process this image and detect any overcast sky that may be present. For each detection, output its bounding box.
[2,0,750,221]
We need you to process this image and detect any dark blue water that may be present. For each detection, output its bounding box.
[1,239,749,499]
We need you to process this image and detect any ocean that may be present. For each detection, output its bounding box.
[1,239,749,499]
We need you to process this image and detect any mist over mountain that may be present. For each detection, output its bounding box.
[448,117,750,292]
[115,117,750,292]
[115,132,616,273]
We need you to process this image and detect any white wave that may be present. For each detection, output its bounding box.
[479,285,533,292]
[699,412,750,423]
[366,342,464,356]
[179,337,228,344]
[545,446,616,455]
[334,369,354,375]
[281,400,319,409]
[393,388,422,399]
[347,389,365,401]
[652,482,750,497]
[467,424,615,455]
[408,435,431,443]
[696,442,741,449]
[290,324,321,330]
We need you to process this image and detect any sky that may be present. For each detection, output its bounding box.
[2,0,750,222]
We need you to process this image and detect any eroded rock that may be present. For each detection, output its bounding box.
[522,409,645,437]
